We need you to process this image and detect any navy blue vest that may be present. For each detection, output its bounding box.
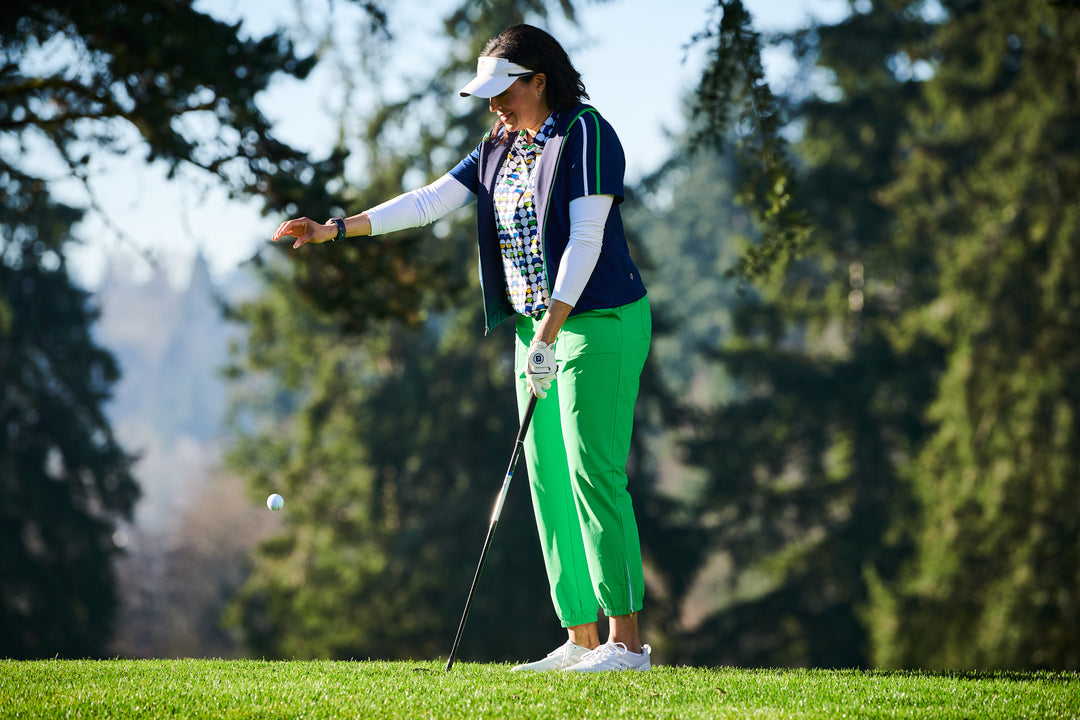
[451,104,647,334]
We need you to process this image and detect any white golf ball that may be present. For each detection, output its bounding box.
[266,493,284,511]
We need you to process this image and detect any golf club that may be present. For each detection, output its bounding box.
[445,392,539,671]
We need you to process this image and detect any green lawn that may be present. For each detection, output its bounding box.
[1,659,1077,719]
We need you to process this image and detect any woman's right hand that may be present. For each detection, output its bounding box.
[272,217,335,249]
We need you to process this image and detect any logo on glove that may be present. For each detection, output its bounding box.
[532,352,546,365]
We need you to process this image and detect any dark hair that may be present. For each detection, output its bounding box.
[482,24,588,140]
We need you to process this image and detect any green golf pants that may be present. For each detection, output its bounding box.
[514,295,651,627]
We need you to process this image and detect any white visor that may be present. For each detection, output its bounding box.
[459,56,535,98]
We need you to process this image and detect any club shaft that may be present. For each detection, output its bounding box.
[445,394,538,671]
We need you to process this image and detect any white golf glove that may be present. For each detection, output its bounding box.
[526,339,558,399]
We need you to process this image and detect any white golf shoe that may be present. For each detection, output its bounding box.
[510,640,593,671]
[563,641,652,672]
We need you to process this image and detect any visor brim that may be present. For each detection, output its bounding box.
[458,74,519,98]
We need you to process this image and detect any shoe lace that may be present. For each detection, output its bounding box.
[548,640,576,660]
[580,642,628,663]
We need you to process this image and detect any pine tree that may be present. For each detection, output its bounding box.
[0,0,352,657]
[0,200,139,658]
[866,0,1080,671]
[670,0,940,667]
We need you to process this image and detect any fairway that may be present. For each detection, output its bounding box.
[1,659,1076,719]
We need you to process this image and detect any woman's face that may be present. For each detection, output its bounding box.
[489,74,550,135]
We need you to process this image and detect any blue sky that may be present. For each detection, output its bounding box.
[64,0,847,289]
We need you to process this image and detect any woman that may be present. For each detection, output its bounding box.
[272,24,652,673]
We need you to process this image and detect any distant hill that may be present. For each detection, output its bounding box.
[93,253,255,534]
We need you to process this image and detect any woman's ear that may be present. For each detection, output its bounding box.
[534,72,547,96]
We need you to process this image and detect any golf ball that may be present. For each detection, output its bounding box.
[266,493,284,511]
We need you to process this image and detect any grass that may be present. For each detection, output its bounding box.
[1,659,1077,719]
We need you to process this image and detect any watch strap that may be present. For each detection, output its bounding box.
[331,216,346,242]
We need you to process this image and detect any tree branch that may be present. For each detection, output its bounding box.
[693,0,813,282]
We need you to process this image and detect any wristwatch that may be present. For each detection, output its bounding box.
[330,216,346,242]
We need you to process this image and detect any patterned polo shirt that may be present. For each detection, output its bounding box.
[493,113,557,316]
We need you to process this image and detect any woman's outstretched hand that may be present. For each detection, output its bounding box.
[272,217,335,249]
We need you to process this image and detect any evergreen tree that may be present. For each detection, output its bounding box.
[0,198,138,658]
[866,0,1080,671]
[671,0,940,667]
[0,0,354,657]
